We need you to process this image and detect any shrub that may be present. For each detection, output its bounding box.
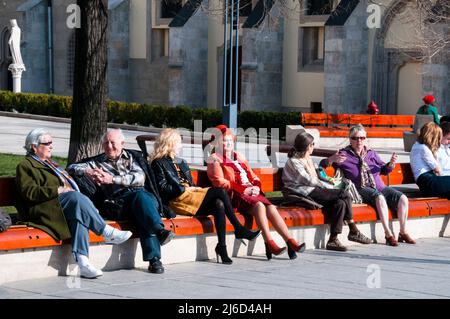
[0,91,299,139]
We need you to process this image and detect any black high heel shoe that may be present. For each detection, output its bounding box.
[234,227,261,242]
[287,247,297,260]
[215,244,233,264]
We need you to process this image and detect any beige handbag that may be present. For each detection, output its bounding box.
[169,185,209,216]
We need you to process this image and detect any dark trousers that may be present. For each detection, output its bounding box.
[417,171,450,199]
[308,188,353,235]
[116,189,164,261]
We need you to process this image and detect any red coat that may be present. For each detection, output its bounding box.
[206,152,262,195]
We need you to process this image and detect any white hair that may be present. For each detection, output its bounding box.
[101,129,125,143]
[24,128,51,155]
[349,124,366,137]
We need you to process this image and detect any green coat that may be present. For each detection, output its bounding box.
[417,104,440,125]
[15,156,71,241]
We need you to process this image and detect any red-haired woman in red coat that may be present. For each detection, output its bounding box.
[207,125,306,260]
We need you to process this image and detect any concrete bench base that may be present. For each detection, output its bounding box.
[1,215,449,285]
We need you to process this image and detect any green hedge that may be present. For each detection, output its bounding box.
[0,91,299,139]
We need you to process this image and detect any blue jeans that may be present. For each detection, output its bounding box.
[417,171,450,198]
[59,191,106,258]
[115,188,163,261]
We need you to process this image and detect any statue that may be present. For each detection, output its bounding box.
[8,19,26,93]
[8,19,26,70]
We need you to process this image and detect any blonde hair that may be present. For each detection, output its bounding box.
[417,122,442,155]
[150,128,181,161]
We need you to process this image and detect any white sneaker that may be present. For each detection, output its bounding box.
[79,264,103,279]
[104,228,132,245]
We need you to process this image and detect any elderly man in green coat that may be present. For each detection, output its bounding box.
[15,128,133,279]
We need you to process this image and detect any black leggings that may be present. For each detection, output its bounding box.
[196,187,243,246]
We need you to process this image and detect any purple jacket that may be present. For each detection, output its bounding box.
[320,146,393,191]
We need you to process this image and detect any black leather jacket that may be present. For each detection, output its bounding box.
[69,149,175,219]
[151,156,195,204]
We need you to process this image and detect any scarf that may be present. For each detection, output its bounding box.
[298,156,318,180]
[31,155,80,192]
[217,152,254,187]
[346,146,377,189]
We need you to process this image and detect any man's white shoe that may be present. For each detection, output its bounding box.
[80,264,103,279]
[104,228,132,245]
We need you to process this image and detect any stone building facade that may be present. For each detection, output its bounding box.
[0,0,448,115]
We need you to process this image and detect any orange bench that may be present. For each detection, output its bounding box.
[0,177,174,251]
[1,161,449,252]
[300,113,414,138]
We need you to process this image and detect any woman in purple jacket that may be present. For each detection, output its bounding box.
[320,124,415,246]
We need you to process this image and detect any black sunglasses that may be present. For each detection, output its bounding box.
[39,141,53,146]
[350,136,366,141]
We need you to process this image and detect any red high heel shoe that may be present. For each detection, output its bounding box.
[398,232,416,244]
[264,240,286,260]
[286,238,306,259]
[286,238,306,253]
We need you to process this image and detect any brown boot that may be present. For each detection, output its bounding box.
[326,237,347,252]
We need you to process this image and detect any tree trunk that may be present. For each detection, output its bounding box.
[68,0,108,165]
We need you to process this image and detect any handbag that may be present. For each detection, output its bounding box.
[333,168,363,204]
[169,185,209,216]
[0,209,12,232]
[102,198,126,221]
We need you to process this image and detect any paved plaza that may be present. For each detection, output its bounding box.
[1,237,449,299]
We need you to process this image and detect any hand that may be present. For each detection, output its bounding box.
[244,186,260,197]
[434,166,442,176]
[58,186,74,194]
[389,152,398,166]
[328,151,346,165]
[91,168,114,185]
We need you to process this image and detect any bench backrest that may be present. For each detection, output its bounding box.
[301,113,415,128]
[0,177,15,206]
[1,163,416,208]
[192,164,415,192]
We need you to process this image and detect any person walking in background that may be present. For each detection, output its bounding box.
[207,125,306,260]
[417,95,440,125]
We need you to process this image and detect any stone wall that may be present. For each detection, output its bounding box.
[241,17,283,112]
[52,0,75,97]
[168,9,208,107]
[108,1,130,102]
[324,0,369,114]
[20,0,49,93]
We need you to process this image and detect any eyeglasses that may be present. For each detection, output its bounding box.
[39,141,53,146]
[350,136,366,141]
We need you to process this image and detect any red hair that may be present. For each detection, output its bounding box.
[210,124,235,142]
